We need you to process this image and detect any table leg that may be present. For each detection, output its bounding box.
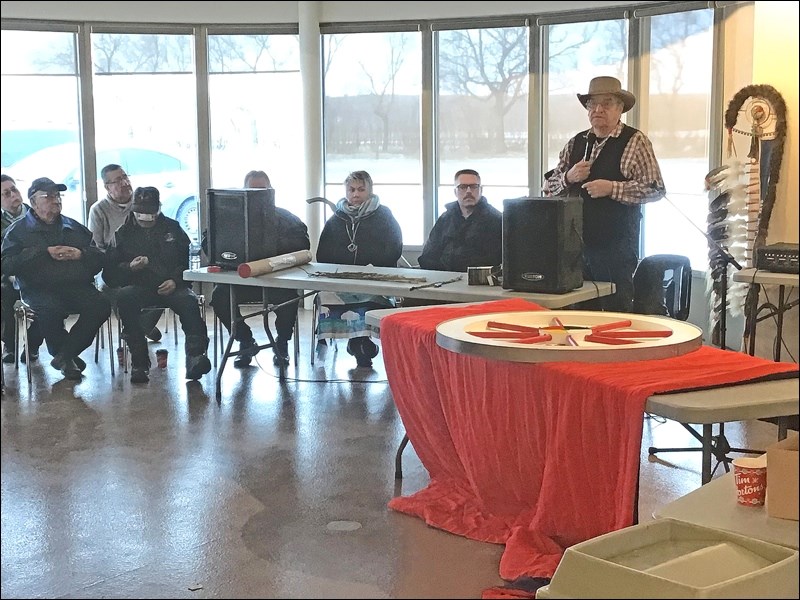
[747,283,760,356]
[702,424,712,485]
[775,285,785,361]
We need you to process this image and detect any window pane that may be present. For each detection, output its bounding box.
[92,32,200,246]
[208,34,304,217]
[1,30,83,221]
[323,32,422,244]
[437,26,529,215]
[642,10,714,271]
[544,20,629,172]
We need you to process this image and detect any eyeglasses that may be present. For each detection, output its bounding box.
[106,176,130,186]
[34,192,62,201]
[455,184,481,192]
[586,98,620,111]
[1,186,20,198]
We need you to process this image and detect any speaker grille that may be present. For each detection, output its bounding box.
[207,188,276,269]
[502,197,583,293]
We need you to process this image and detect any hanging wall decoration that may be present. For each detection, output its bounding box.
[705,84,787,348]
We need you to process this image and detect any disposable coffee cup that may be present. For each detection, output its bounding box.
[156,349,169,369]
[732,456,767,507]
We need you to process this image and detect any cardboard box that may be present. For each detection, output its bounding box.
[767,432,799,521]
[535,519,798,598]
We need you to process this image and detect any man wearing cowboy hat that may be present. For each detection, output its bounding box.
[543,76,665,312]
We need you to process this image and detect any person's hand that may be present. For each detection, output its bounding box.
[581,179,613,199]
[48,245,82,261]
[129,256,149,271]
[157,279,177,295]
[566,160,592,185]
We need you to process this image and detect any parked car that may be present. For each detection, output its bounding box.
[7,143,199,247]
[1,128,79,171]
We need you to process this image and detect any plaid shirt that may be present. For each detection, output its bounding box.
[543,121,665,204]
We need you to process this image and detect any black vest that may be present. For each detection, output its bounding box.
[570,124,640,254]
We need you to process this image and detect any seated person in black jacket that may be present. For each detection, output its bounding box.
[417,169,502,273]
[104,187,210,384]
[316,170,402,368]
[207,170,310,368]
[1,177,110,380]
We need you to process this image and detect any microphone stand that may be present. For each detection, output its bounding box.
[661,195,742,350]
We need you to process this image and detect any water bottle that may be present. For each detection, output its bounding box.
[190,254,201,271]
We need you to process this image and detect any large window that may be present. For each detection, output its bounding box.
[0,29,83,222]
[2,6,726,272]
[322,31,423,244]
[91,31,200,246]
[207,32,303,216]
[544,20,629,171]
[436,25,529,214]
[641,9,715,270]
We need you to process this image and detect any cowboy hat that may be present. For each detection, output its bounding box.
[577,76,636,113]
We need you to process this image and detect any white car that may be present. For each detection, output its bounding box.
[7,143,199,247]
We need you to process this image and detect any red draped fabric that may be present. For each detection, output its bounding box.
[380,298,798,583]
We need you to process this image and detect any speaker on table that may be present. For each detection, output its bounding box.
[502,197,583,294]
[207,188,277,270]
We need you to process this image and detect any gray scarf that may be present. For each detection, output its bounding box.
[336,194,381,221]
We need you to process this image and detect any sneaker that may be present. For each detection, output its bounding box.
[146,327,162,343]
[234,338,258,368]
[130,367,150,384]
[186,354,211,380]
[50,355,82,381]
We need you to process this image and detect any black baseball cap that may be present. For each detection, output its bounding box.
[27,177,67,199]
[131,186,161,214]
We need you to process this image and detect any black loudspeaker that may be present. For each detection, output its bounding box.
[207,188,277,270]
[502,197,583,293]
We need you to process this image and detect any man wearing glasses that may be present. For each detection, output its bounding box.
[543,76,665,312]
[417,169,502,273]
[89,164,164,342]
[1,177,111,380]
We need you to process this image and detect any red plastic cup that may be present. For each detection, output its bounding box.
[732,457,767,507]
[156,349,168,369]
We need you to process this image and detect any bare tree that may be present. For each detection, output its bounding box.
[438,27,528,154]
[358,34,409,156]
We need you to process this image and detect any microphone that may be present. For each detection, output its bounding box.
[584,132,597,162]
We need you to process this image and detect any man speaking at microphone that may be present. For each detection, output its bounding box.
[543,76,665,312]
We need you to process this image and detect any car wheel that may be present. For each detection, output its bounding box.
[176,197,199,244]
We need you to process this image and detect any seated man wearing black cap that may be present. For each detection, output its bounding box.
[104,186,211,384]
[1,177,111,381]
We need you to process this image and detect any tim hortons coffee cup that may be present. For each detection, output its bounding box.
[156,349,169,369]
[732,456,767,507]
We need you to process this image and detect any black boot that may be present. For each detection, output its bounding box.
[347,336,379,368]
[125,333,151,384]
[272,336,289,367]
[185,334,211,380]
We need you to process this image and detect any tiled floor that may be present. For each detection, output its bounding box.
[0,309,787,599]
